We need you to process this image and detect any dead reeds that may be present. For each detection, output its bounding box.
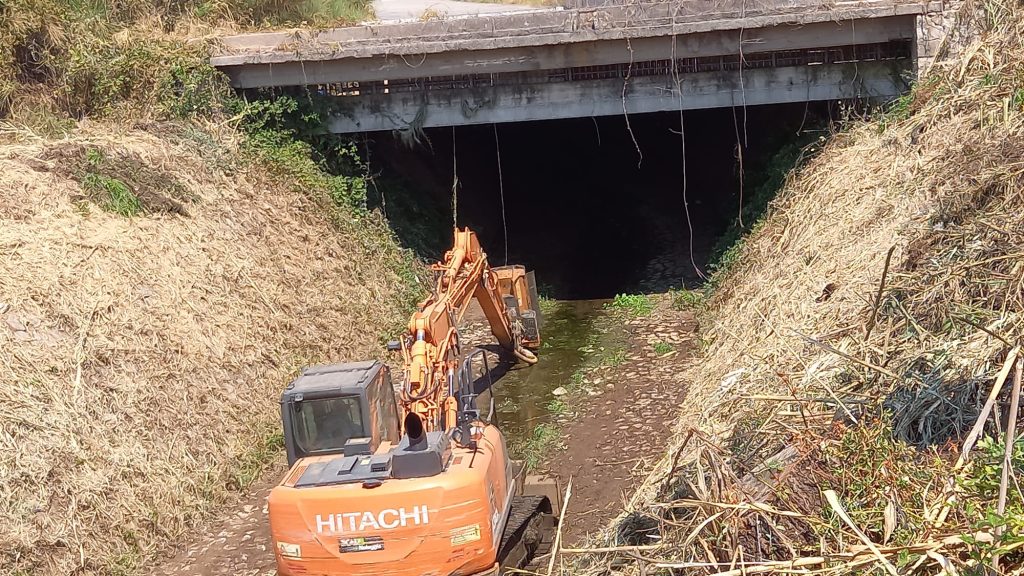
[0,123,419,575]
[560,0,1024,573]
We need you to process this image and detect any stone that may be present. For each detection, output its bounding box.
[552,386,567,396]
[5,315,26,332]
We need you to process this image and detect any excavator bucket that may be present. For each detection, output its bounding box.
[525,270,542,336]
[492,265,541,349]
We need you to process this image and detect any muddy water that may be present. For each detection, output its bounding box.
[477,299,622,449]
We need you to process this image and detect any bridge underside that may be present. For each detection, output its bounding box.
[215,4,928,134]
[326,44,910,133]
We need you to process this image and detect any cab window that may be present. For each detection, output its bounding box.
[293,396,365,453]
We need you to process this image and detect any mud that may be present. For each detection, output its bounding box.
[530,301,697,545]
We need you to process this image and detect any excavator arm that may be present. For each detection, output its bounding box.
[397,228,540,433]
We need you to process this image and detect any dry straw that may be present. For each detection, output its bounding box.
[0,123,417,575]
[561,0,1024,573]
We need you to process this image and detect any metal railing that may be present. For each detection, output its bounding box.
[314,40,911,98]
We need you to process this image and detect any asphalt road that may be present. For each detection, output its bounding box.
[373,0,549,21]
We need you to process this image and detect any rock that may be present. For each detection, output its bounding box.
[0,302,9,314]
[5,314,26,332]
[552,386,567,396]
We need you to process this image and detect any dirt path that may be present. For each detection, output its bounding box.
[535,302,697,545]
[152,464,284,576]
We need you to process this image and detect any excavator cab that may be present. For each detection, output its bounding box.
[280,361,400,466]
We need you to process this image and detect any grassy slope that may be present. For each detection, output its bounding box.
[0,127,421,576]
[582,2,1024,573]
[0,3,421,575]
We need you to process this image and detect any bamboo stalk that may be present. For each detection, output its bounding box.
[864,245,896,341]
[993,359,1021,573]
[547,477,572,576]
[792,330,899,380]
[823,490,899,576]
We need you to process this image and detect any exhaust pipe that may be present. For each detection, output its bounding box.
[404,412,428,451]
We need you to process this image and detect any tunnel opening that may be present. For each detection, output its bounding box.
[369,102,832,300]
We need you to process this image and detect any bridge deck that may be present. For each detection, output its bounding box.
[211,0,935,69]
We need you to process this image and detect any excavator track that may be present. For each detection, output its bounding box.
[497,495,553,573]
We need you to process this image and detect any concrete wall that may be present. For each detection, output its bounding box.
[328,60,910,132]
[224,16,916,89]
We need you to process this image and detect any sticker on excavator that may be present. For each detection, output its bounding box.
[449,524,482,545]
[338,536,385,553]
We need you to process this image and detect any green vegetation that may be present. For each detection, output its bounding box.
[707,131,821,280]
[601,348,627,367]
[518,423,561,470]
[820,423,948,547]
[607,293,653,317]
[669,287,705,311]
[652,341,673,355]
[231,0,375,24]
[233,95,371,215]
[568,368,586,389]
[0,1,372,125]
[960,436,1024,561]
[1,4,427,576]
[635,5,1024,571]
[83,172,141,216]
[546,397,569,416]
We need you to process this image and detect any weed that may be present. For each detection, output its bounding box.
[670,288,705,311]
[608,293,653,317]
[235,0,374,25]
[653,341,673,355]
[546,398,568,415]
[231,429,285,490]
[1013,87,1024,110]
[515,423,561,470]
[538,295,557,315]
[958,435,1024,561]
[820,422,947,548]
[83,172,142,217]
[569,368,586,389]
[419,7,445,20]
[601,349,627,367]
[85,147,104,166]
[234,94,370,216]
[159,59,230,119]
[107,548,142,576]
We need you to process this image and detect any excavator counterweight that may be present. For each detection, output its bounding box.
[268,228,555,576]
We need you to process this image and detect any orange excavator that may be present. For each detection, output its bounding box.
[268,228,556,576]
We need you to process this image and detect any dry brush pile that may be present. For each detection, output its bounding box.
[0,124,421,575]
[559,2,1024,575]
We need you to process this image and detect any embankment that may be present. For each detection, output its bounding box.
[569,1,1024,573]
[0,125,420,575]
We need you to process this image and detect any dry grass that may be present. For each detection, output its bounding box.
[0,122,419,575]
[557,0,1024,574]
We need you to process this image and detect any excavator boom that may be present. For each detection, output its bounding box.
[399,228,539,433]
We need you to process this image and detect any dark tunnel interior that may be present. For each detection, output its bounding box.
[370,102,832,299]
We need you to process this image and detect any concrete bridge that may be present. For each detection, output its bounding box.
[210,0,954,133]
